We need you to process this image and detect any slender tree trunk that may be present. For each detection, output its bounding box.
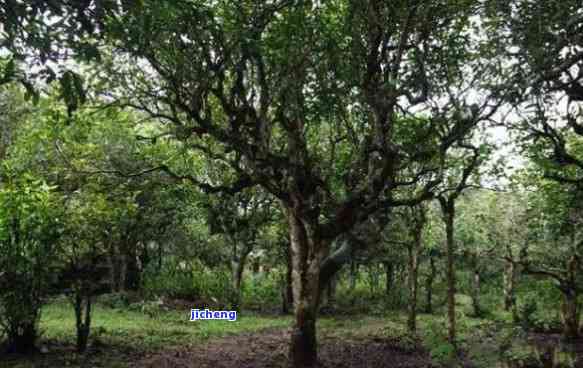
[288,211,323,367]
[503,261,516,311]
[384,262,393,296]
[125,242,141,290]
[471,267,482,317]
[108,242,127,292]
[407,206,425,332]
[368,264,380,294]
[327,276,337,307]
[561,288,580,340]
[74,293,92,353]
[108,243,117,291]
[443,204,457,346]
[393,264,405,305]
[118,252,127,293]
[425,254,436,313]
[407,244,419,333]
[349,261,357,291]
[158,241,163,272]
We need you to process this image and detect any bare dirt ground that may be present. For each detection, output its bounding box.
[134,327,436,368]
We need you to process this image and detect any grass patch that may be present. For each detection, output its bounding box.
[40,299,291,351]
[1,298,292,368]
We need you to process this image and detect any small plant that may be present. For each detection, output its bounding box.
[99,292,132,309]
[380,323,420,353]
[502,345,541,368]
[430,342,457,366]
[422,318,459,366]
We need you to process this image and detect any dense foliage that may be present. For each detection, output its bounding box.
[1,1,583,367]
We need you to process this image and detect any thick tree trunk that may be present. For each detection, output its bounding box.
[425,254,436,314]
[230,240,252,312]
[282,244,294,314]
[407,244,419,333]
[561,288,580,340]
[283,244,294,314]
[288,211,323,367]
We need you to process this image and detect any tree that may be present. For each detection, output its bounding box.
[51,1,494,365]
[437,142,488,346]
[59,190,118,353]
[404,205,427,333]
[482,190,527,318]
[485,1,583,337]
[517,169,583,340]
[205,189,275,310]
[487,0,583,186]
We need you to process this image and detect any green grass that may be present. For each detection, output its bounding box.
[1,293,558,368]
[2,299,292,368]
[40,299,291,352]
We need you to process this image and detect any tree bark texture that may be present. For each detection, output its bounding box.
[288,211,325,367]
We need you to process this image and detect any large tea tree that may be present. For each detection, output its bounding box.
[99,1,492,365]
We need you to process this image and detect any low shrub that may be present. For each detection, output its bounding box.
[142,261,235,308]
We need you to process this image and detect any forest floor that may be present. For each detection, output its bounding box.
[2,296,583,367]
[134,316,435,368]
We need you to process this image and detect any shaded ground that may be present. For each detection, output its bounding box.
[5,297,583,368]
[134,326,435,368]
[0,340,143,368]
[519,333,583,367]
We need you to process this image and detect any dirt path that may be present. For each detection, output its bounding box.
[133,327,435,368]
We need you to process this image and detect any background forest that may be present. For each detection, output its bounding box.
[1,1,583,367]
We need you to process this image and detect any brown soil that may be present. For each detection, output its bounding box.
[133,327,436,368]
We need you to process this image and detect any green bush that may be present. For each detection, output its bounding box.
[430,342,457,366]
[142,260,235,308]
[0,177,63,353]
[99,292,141,309]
